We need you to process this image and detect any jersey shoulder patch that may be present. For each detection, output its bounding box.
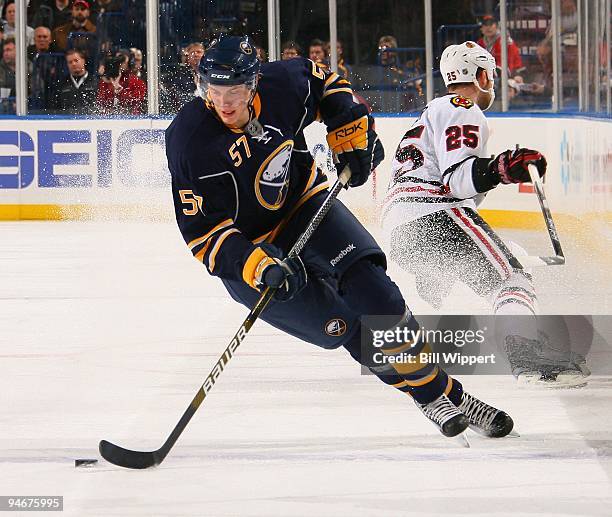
[450,95,475,109]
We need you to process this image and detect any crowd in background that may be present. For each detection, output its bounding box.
[0,0,589,115]
[0,0,147,114]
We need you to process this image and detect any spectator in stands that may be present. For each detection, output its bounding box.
[129,47,144,81]
[254,44,266,63]
[0,36,19,113]
[97,49,146,115]
[378,34,407,84]
[507,0,578,106]
[180,42,203,94]
[308,38,327,68]
[52,0,96,52]
[536,0,578,81]
[378,35,399,66]
[31,0,72,31]
[477,14,524,78]
[160,45,198,115]
[2,1,35,46]
[376,34,424,112]
[324,39,350,79]
[91,0,123,20]
[0,36,16,96]
[281,41,301,60]
[184,42,204,76]
[52,48,97,113]
[27,26,52,61]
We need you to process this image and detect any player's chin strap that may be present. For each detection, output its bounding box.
[245,76,260,120]
[473,71,495,111]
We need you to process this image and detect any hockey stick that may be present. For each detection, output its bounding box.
[516,164,565,268]
[99,168,352,469]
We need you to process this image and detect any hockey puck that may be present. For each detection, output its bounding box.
[74,459,98,468]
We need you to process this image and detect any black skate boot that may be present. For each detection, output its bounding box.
[458,391,514,438]
[416,394,469,438]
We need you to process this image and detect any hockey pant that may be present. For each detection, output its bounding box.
[389,206,574,371]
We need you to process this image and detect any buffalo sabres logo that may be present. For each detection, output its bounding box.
[450,95,474,109]
[240,41,253,54]
[325,318,347,337]
[255,140,293,210]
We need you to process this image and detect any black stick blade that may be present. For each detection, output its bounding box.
[99,440,159,469]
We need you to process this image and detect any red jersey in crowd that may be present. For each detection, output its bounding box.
[477,34,524,76]
[97,72,146,115]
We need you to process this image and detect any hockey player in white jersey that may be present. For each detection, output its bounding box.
[382,41,589,387]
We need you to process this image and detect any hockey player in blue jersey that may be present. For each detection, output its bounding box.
[165,34,514,439]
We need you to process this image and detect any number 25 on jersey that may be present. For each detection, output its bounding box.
[445,124,479,151]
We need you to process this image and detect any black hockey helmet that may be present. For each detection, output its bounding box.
[199,35,260,89]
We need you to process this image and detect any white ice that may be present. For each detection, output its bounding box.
[1,220,611,516]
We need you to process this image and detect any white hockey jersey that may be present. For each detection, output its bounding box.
[382,94,490,231]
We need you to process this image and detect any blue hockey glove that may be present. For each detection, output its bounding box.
[326,104,384,188]
[242,244,307,302]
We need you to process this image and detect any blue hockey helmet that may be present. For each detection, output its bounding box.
[199,35,260,89]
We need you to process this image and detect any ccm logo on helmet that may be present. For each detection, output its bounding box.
[333,121,363,139]
[210,73,231,79]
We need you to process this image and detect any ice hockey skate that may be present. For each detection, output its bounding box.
[457,391,514,438]
[504,334,589,388]
[416,394,469,438]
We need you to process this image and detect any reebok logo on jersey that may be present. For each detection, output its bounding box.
[330,243,355,266]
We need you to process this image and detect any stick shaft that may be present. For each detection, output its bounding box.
[528,164,565,261]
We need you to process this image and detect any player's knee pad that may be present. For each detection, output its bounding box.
[340,258,406,317]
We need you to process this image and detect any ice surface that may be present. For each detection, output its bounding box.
[1,221,611,516]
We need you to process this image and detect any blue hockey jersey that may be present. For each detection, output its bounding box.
[166,57,356,281]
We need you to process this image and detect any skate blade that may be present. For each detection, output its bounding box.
[555,373,589,388]
[467,425,519,439]
[516,373,588,389]
[454,432,470,448]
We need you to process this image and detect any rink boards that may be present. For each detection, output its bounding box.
[0,114,609,231]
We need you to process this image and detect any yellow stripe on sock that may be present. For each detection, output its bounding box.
[404,366,440,387]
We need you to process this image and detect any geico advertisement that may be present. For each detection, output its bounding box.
[0,117,609,213]
[0,120,171,204]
